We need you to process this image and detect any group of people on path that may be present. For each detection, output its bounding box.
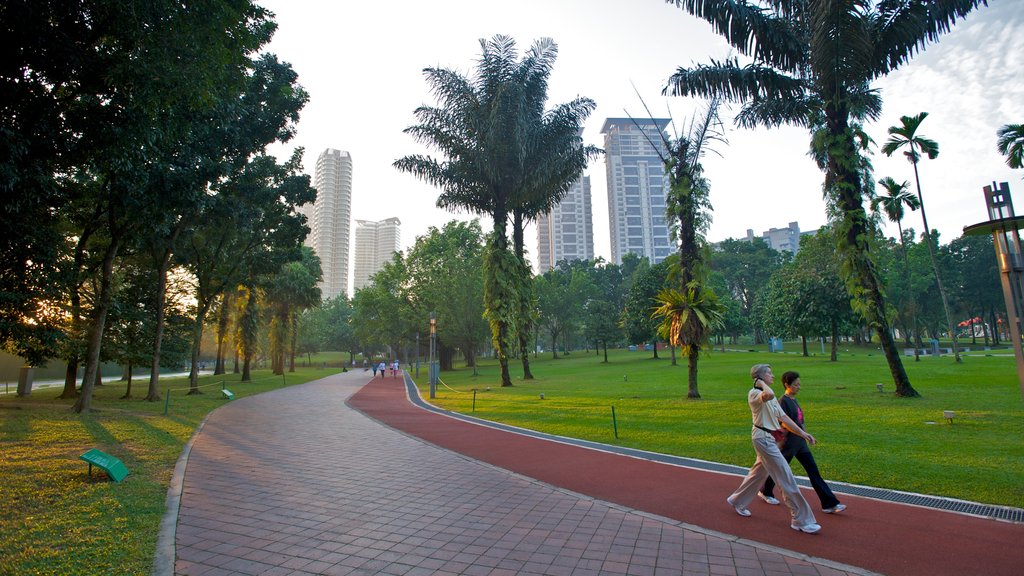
[727,363,846,534]
[370,359,401,379]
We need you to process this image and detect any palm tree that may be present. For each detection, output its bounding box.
[640,97,724,398]
[652,284,724,399]
[872,176,922,360]
[882,112,960,362]
[395,35,596,387]
[663,0,987,396]
[997,123,1024,170]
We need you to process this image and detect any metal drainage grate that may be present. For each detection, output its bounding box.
[403,377,1023,524]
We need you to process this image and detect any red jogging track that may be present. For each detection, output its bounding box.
[348,376,1024,576]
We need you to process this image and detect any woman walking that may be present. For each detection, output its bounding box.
[727,364,821,534]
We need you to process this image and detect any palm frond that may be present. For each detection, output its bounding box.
[997,123,1024,170]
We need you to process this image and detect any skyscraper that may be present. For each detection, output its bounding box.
[353,217,401,291]
[536,176,594,272]
[309,148,353,300]
[602,118,672,264]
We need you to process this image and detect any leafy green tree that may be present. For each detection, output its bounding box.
[403,221,489,371]
[710,238,786,343]
[873,176,923,359]
[584,299,622,363]
[664,0,987,396]
[396,35,596,387]
[182,151,314,391]
[997,123,1024,170]
[622,258,672,358]
[946,234,1004,346]
[535,263,594,359]
[882,112,960,362]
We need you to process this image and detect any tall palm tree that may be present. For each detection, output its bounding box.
[882,112,960,362]
[395,35,596,387]
[997,123,1024,170]
[663,0,987,396]
[643,97,724,398]
[872,176,922,360]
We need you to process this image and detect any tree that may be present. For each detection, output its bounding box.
[882,112,960,362]
[396,35,597,387]
[645,97,724,398]
[235,284,261,382]
[663,0,988,396]
[622,258,671,358]
[403,221,489,371]
[873,176,923,359]
[264,246,322,374]
[710,238,786,344]
[652,284,724,398]
[997,123,1024,171]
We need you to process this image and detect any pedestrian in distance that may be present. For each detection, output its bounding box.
[391,359,399,377]
[378,361,386,379]
[371,362,378,378]
[727,364,822,534]
[758,371,846,514]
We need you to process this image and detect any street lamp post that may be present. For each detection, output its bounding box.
[964,181,1024,398]
[429,313,437,399]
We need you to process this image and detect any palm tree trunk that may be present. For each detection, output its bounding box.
[911,159,960,362]
[828,111,917,396]
[686,348,700,399]
[73,233,122,413]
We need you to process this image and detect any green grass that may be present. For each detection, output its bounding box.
[419,346,1024,508]
[0,364,341,576]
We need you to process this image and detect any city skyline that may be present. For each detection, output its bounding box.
[262,0,1022,266]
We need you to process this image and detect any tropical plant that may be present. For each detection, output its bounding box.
[997,123,1024,170]
[395,35,597,386]
[652,283,725,398]
[881,112,960,362]
[663,0,988,396]
[873,176,923,359]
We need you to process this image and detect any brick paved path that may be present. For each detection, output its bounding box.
[170,371,861,575]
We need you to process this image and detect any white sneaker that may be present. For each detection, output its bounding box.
[791,522,821,534]
[757,491,780,505]
[726,496,751,517]
[823,503,846,514]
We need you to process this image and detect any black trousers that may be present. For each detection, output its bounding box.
[762,443,840,509]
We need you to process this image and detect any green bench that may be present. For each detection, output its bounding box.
[79,449,129,482]
[222,389,234,400]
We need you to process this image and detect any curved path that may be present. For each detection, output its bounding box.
[165,371,1024,575]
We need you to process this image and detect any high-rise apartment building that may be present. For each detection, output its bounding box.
[353,217,401,291]
[309,148,353,300]
[602,118,672,264]
[536,176,594,272]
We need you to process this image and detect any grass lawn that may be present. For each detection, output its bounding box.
[417,345,1024,509]
[0,364,342,576]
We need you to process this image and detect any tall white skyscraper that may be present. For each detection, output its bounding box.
[536,176,594,272]
[353,217,401,291]
[309,148,353,300]
[602,118,672,264]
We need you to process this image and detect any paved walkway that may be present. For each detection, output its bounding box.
[163,371,1023,575]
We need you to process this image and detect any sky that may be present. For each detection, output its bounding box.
[259,0,1023,272]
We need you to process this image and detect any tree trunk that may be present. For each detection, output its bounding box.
[121,363,133,399]
[73,234,122,413]
[603,340,608,363]
[551,332,558,359]
[670,344,677,366]
[801,335,808,357]
[214,291,232,375]
[830,319,839,362]
[289,311,297,373]
[60,359,78,399]
[686,348,700,399]
[242,352,251,381]
[651,339,659,359]
[187,302,212,395]
[827,109,917,396]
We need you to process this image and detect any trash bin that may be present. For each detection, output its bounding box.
[16,366,33,397]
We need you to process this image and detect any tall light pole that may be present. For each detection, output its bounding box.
[964,182,1024,398]
[429,313,437,399]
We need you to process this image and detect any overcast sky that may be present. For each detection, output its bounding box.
[260,0,1023,268]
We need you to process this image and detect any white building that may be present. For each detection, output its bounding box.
[308,148,353,300]
[744,222,811,254]
[602,118,672,265]
[353,217,401,291]
[536,176,594,272]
